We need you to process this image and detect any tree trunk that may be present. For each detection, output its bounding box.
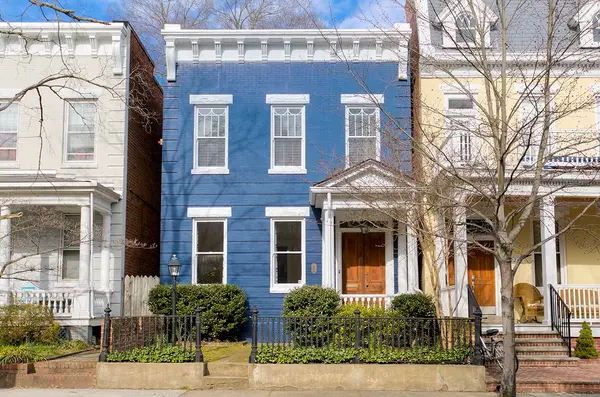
[499,257,516,397]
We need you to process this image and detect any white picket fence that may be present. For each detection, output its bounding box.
[122,275,160,316]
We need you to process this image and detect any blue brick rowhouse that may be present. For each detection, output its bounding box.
[161,24,415,315]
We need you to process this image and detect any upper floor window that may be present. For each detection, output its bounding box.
[520,97,545,162]
[577,4,600,48]
[65,102,96,162]
[445,94,477,164]
[270,106,306,173]
[456,13,476,44]
[346,106,380,167]
[0,103,18,162]
[593,12,600,42]
[194,107,228,173]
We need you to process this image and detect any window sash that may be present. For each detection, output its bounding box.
[445,114,476,163]
[195,107,228,169]
[193,219,226,284]
[345,106,380,167]
[271,219,304,289]
[271,106,304,169]
[65,102,96,162]
[0,103,18,161]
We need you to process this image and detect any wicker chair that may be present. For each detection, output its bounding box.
[514,283,544,323]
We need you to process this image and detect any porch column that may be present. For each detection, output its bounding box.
[407,225,419,292]
[434,213,449,313]
[454,206,468,317]
[540,195,558,325]
[321,205,335,288]
[100,213,111,293]
[73,205,91,319]
[397,223,408,293]
[0,206,11,305]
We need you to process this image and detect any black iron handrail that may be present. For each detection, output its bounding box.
[549,284,572,357]
[466,285,484,365]
[467,284,481,319]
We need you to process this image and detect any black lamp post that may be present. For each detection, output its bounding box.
[168,254,181,343]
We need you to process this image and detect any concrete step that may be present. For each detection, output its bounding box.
[203,376,249,390]
[204,362,248,377]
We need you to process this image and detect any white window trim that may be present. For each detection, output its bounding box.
[443,93,479,166]
[265,207,310,217]
[63,101,97,165]
[340,94,384,105]
[187,207,232,218]
[268,105,307,174]
[192,105,230,175]
[344,105,381,168]
[0,102,19,166]
[269,217,306,293]
[519,94,555,162]
[437,1,496,49]
[266,94,310,105]
[192,218,228,285]
[189,95,233,105]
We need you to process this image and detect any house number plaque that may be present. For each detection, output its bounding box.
[311,263,317,274]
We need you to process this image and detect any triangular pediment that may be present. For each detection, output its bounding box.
[315,159,405,189]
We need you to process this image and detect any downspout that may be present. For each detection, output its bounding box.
[89,192,94,318]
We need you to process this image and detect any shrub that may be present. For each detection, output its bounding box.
[106,343,194,363]
[0,345,40,364]
[0,304,60,345]
[390,293,436,318]
[147,284,247,341]
[574,321,598,359]
[282,286,340,317]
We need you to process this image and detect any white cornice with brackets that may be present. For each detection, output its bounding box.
[0,22,129,75]
[162,23,411,82]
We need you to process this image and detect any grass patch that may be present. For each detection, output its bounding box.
[0,340,92,364]
[202,343,250,362]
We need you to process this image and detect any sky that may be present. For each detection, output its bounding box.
[0,0,405,29]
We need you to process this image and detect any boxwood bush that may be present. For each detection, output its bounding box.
[390,293,436,318]
[147,284,247,341]
[0,304,60,345]
[282,286,341,317]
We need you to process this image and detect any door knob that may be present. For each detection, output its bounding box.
[471,275,475,288]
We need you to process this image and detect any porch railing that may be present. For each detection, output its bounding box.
[550,284,572,357]
[248,307,476,365]
[13,290,73,317]
[555,284,600,322]
[341,294,387,307]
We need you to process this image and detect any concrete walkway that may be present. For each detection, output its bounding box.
[0,390,596,397]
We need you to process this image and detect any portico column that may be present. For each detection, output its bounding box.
[73,205,91,319]
[406,225,418,292]
[397,223,408,293]
[434,213,448,313]
[540,195,558,325]
[0,206,11,305]
[454,206,468,317]
[100,213,111,293]
[321,205,335,289]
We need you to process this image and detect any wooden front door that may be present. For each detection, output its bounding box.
[342,232,386,294]
[468,244,496,307]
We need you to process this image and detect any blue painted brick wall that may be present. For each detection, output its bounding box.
[161,60,411,316]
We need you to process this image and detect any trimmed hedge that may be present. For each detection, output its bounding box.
[282,286,341,317]
[147,284,247,341]
[390,293,436,318]
[0,304,60,345]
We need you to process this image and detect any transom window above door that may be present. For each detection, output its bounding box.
[345,107,380,167]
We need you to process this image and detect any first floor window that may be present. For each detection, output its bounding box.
[346,106,380,167]
[0,103,18,161]
[271,219,305,292]
[532,219,563,286]
[195,106,228,170]
[195,220,226,284]
[61,215,80,280]
[66,102,96,162]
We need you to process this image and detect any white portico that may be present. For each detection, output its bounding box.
[0,173,121,329]
[310,160,419,306]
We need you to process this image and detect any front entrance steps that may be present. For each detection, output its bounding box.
[203,362,249,390]
[484,329,580,367]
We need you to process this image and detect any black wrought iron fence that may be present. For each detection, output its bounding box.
[248,307,476,364]
[98,306,203,362]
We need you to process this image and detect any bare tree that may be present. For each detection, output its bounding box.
[316,1,600,396]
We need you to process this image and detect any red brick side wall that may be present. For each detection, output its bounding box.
[124,29,163,277]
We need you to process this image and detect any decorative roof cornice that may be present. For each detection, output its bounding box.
[162,23,411,82]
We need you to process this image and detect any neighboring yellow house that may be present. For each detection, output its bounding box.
[410,0,600,334]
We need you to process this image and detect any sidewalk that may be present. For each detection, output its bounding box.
[0,390,592,397]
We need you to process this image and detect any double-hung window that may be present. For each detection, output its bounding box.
[190,95,232,174]
[520,96,545,163]
[445,95,477,164]
[188,206,231,284]
[0,103,18,162]
[532,219,565,286]
[65,102,96,162]
[61,214,80,280]
[267,94,309,174]
[455,13,477,45]
[266,207,308,293]
[346,107,380,166]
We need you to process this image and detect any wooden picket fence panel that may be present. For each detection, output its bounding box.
[123,275,160,316]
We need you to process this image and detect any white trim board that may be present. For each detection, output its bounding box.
[266,94,310,104]
[265,207,310,217]
[189,95,233,105]
[341,94,384,104]
[187,207,232,218]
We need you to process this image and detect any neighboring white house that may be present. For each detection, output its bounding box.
[0,22,163,341]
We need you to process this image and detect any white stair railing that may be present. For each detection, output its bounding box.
[556,285,600,322]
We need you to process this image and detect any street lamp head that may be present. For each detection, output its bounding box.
[168,254,181,278]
